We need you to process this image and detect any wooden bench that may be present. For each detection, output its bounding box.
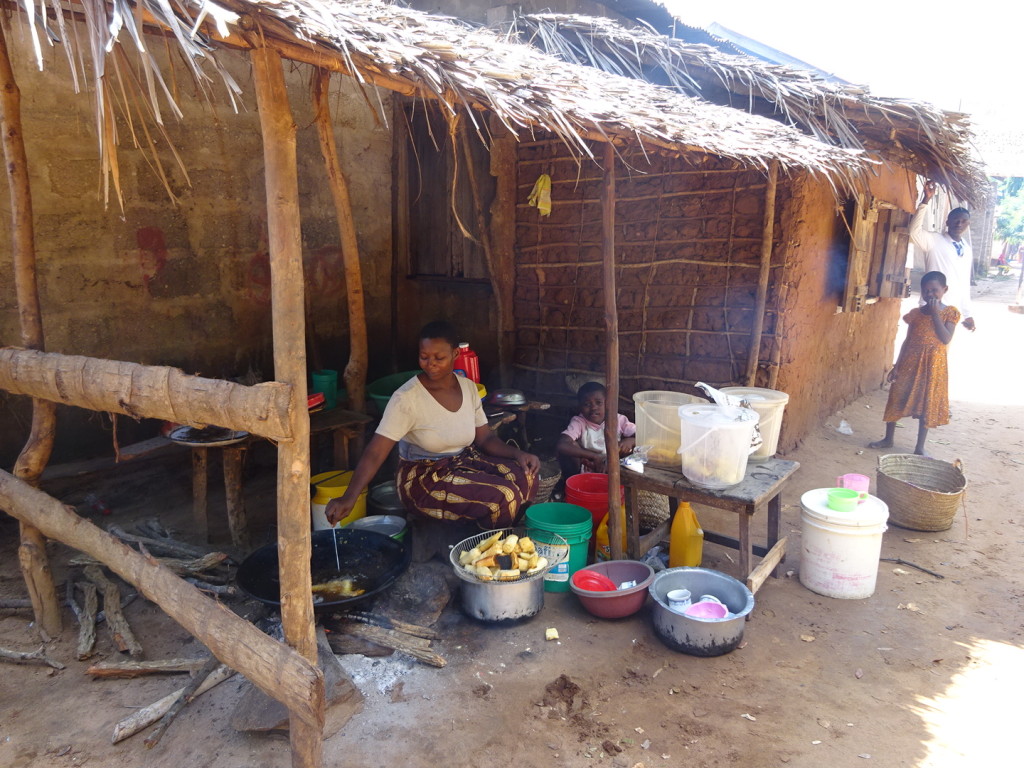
[620,457,799,593]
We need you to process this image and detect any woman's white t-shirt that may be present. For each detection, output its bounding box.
[376,375,486,461]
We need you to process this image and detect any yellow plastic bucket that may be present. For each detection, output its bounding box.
[310,470,367,530]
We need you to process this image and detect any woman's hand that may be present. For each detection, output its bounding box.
[886,367,898,384]
[514,449,541,475]
[326,493,357,526]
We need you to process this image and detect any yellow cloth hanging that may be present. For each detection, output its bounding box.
[527,173,552,216]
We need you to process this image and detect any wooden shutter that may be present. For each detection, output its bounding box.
[878,209,912,299]
[842,194,878,312]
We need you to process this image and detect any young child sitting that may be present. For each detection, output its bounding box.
[556,382,636,479]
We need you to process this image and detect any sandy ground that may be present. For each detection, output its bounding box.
[1,269,1022,768]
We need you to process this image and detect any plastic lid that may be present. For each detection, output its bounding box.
[800,488,889,527]
[720,387,790,405]
[458,342,470,348]
[678,404,759,429]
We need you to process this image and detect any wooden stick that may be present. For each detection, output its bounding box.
[84,566,143,657]
[106,526,211,560]
[880,557,945,579]
[75,582,99,660]
[111,663,234,744]
[342,611,439,640]
[746,537,787,595]
[601,142,623,561]
[87,658,210,678]
[222,442,250,549]
[0,14,61,642]
[0,644,65,669]
[312,68,368,415]
[0,348,295,441]
[184,578,237,597]
[329,624,446,668]
[0,598,32,610]
[73,552,228,576]
[144,655,222,748]
[745,160,779,386]
[0,470,323,735]
[252,44,324,768]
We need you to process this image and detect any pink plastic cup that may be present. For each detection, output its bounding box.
[836,473,870,502]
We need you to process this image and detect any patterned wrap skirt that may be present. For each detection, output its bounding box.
[396,447,537,528]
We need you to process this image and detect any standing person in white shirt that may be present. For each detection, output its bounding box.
[910,180,977,331]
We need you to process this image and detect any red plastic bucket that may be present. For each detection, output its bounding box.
[565,473,624,528]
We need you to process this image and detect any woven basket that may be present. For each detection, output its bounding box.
[637,491,670,531]
[876,454,966,531]
[534,462,562,504]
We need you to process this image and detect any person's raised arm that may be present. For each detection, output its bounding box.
[928,301,957,345]
[909,180,936,251]
[325,433,396,525]
[475,424,540,474]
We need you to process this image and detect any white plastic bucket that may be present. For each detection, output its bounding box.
[720,387,789,460]
[799,488,889,599]
[633,391,703,467]
[677,405,759,489]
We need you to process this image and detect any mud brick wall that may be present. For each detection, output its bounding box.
[513,140,779,411]
[0,30,393,465]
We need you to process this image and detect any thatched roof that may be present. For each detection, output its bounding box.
[509,13,986,202]
[17,0,869,203]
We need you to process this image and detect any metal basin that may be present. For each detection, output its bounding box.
[649,568,755,656]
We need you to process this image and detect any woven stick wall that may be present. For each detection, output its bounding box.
[512,139,783,404]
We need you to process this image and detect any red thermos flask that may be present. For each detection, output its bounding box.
[454,342,480,384]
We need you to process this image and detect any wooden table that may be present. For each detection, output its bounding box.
[187,434,252,549]
[620,457,799,592]
[309,408,372,471]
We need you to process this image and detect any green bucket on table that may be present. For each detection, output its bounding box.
[525,502,593,592]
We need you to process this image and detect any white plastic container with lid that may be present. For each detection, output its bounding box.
[633,391,703,467]
[799,488,889,599]
[677,405,759,489]
[720,387,789,461]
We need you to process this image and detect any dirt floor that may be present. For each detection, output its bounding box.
[2,269,1022,768]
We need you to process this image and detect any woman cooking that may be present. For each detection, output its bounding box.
[326,321,540,530]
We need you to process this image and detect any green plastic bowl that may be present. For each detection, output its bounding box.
[367,370,419,412]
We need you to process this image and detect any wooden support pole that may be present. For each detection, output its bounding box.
[0,19,61,639]
[251,46,323,768]
[312,68,368,415]
[600,143,623,561]
[458,115,508,382]
[488,118,518,384]
[0,349,294,440]
[0,471,322,728]
[745,161,779,387]
[222,443,250,549]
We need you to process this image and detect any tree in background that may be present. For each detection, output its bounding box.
[995,176,1024,258]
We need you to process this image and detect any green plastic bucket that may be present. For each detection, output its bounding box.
[367,370,419,413]
[526,502,593,592]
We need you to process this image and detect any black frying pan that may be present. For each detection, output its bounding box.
[236,528,410,611]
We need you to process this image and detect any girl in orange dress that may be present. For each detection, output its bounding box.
[869,271,959,456]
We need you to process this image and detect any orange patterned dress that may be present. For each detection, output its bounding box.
[883,305,960,428]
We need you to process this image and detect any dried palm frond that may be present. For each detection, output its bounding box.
[509,13,984,202]
[14,0,874,204]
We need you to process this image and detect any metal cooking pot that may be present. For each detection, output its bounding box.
[457,572,545,623]
[236,528,410,612]
[649,567,754,656]
[487,388,527,407]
